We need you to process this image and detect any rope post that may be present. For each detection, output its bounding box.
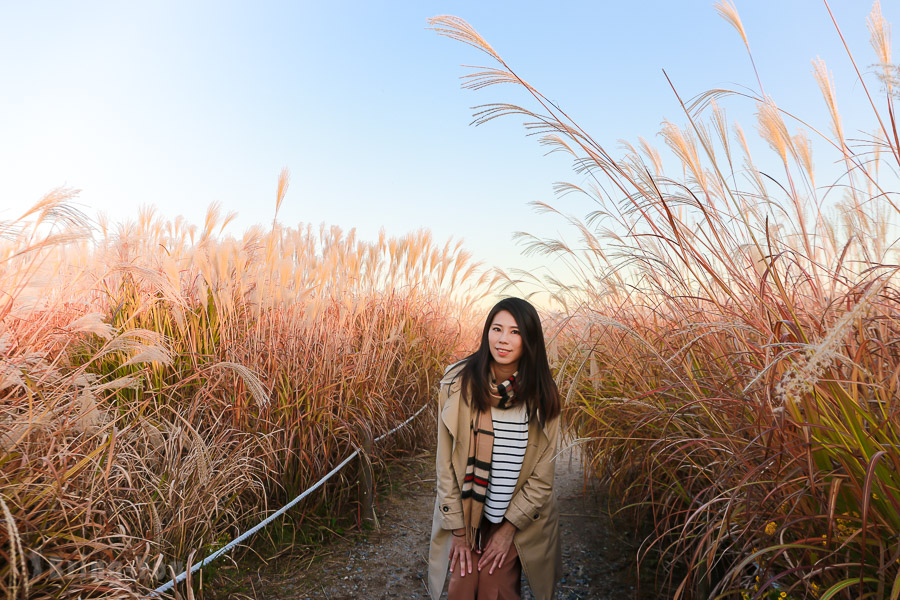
[359,427,376,528]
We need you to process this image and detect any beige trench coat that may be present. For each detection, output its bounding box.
[428,363,562,600]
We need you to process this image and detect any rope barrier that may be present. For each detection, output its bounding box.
[151,403,430,597]
[374,403,429,442]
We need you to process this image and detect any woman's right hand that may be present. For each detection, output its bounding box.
[448,529,473,577]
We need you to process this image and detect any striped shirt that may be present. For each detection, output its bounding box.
[484,402,529,523]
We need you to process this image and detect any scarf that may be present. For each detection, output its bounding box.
[460,370,518,548]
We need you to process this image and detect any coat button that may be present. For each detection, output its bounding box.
[533,513,539,519]
[443,506,449,512]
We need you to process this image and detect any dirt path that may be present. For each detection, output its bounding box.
[214,441,648,600]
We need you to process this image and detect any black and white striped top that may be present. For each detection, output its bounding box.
[484,402,529,523]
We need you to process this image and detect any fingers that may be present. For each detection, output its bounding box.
[489,550,508,575]
[459,548,471,576]
[452,547,473,577]
[476,546,490,570]
[477,545,496,571]
[466,534,514,575]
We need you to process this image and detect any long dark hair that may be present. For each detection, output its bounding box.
[459,297,560,424]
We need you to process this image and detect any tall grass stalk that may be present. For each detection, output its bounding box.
[433,4,900,598]
[0,184,487,598]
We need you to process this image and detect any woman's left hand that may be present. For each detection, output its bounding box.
[477,520,517,574]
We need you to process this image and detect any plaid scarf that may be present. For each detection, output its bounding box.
[460,370,518,548]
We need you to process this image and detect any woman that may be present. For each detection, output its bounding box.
[428,297,562,600]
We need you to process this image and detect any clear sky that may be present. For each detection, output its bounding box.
[1,1,897,282]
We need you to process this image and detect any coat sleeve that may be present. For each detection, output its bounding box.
[504,415,560,531]
[435,381,465,531]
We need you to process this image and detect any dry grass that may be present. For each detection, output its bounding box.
[0,184,487,598]
[434,4,900,599]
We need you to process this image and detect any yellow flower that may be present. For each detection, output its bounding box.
[765,521,777,535]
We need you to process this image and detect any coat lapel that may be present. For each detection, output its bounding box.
[514,417,542,494]
[440,373,470,487]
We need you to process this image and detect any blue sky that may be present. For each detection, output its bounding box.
[1,1,897,281]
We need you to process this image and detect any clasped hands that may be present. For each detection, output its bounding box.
[448,520,516,577]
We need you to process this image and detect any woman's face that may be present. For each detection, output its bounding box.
[487,310,523,370]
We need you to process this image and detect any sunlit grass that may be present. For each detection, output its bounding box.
[0,181,487,598]
[434,2,900,598]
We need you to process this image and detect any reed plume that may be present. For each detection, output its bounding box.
[433,5,900,598]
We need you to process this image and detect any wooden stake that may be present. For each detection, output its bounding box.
[360,428,376,528]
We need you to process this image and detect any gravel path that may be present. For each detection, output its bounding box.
[228,441,648,599]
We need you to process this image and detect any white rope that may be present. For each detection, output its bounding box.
[374,403,428,442]
[151,403,429,597]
